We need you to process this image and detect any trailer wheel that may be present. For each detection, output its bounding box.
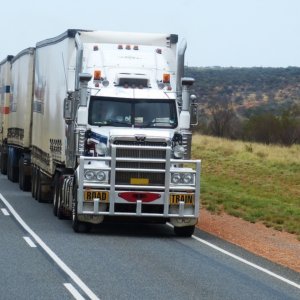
[0,148,8,175]
[53,173,60,216]
[19,156,31,191]
[7,148,12,181]
[31,166,37,199]
[174,225,195,237]
[57,177,65,219]
[72,185,91,233]
[11,150,19,183]
[36,169,41,201]
[19,157,24,190]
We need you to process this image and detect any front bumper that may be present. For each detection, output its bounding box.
[76,144,201,220]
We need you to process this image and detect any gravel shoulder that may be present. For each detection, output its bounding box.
[196,209,300,273]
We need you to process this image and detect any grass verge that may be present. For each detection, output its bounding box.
[192,134,300,240]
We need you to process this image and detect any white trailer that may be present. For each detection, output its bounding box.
[6,48,35,188]
[0,55,14,175]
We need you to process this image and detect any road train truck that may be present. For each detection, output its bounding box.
[1,29,201,236]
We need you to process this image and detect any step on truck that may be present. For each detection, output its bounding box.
[1,29,201,236]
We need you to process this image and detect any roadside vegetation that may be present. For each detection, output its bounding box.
[192,135,300,239]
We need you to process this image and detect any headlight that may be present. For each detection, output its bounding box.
[171,173,181,184]
[95,142,107,156]
[173,144,185,159]
[171,173,194,185]
[84,170,107,182]
[96,171,106,181]
[84,170,95,181]
[183,173,193,184]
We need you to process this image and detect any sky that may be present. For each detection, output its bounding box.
[1,0,300,67]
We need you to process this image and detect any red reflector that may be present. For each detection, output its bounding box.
[2,106,9,114]
[118,192,160,203]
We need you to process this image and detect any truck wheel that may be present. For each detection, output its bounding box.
[36,169,41,201]
[11,149,19,183]
[53,174,60,216]
[72,189,91,233]
[19,157,24,190]
[57,178,65,219]
[19,157,31,191]
[174,225,195,237]
[31,166,37,198]
[0,149,8,175]
[7,149,12,180]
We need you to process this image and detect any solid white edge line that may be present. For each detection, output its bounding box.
[167,223,300,290]
[1,208,10,216]
[191,235,300,290]
[0,193,100,300]
[64,283,86,300]
[23,236,37,248]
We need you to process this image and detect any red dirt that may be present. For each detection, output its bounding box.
[196,209,300,273]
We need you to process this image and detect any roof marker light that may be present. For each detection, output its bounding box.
[94,70,101,81]
[133,45,139,50]
[163,73,170,83]
[126,45,131,50]
[156,48,162,54]
[118,45,123,49]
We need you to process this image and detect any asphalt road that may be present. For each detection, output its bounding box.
[0,174,299,300]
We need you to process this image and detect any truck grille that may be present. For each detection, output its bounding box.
[113,141,167,186]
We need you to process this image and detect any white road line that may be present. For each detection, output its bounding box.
[23,236,37,248]
[168,223,300,290]
[1,208,10,216]
[64,283,86,300]
[0,193,100,300]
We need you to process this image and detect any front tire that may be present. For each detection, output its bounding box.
[72,185,91,233]
[174,225,195,237]
[53,173,60,216]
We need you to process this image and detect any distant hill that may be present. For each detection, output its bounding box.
[186,67,300,117]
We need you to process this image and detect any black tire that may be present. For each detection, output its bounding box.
[56,178,65,219]
[0,149,7,175]
[174,225,195,237]
[72,185,91,233]
[19,157,24,190]
[23,172,31,192]
[11,153,19,183]
[36,169,41,201]
[7,150,11,181]
[53,173,60,216]
[31,166,37,198]
[19,156,31,192]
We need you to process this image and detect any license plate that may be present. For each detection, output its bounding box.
[84,190,109,202]
[169,193,194,205]
[130,178,149,185]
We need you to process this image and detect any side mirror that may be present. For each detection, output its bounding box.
[63,91,75,124]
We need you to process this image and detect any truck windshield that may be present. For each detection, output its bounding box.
[88,97,178,128]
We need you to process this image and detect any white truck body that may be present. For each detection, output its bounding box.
[4,48,35,185]
[1,29,201,236]
[32,33,76,174]
[9,48,35,149]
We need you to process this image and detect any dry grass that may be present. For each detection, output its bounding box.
[191,134,300,239]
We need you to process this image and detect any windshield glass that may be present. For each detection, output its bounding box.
[88,96,178,128]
